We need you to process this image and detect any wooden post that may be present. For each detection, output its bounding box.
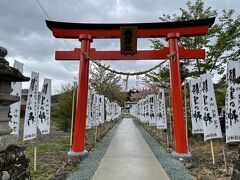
[210,140,215,165]
[94,125,98,143]
[34,146,37,172]
[70,88,76,147]
[169,109,173,141]
[167,134,169,149]
[221,140,228,171]
[184,83,189,148]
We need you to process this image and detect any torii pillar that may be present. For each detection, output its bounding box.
[167,32,188,155]
[68,35,92,159]
[46,17,215,160]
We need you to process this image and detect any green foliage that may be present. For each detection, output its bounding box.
[150,0,240,104]
[153,0,240,74]
[89,63,127,106]
[214,75,227,107]
[52,83,76,132]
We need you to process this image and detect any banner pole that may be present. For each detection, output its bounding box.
[94,125,98,143]
[210,140,215,164]
[167,134,169,149]
[221,139,228,172]
[169,109,173,141]
[168,93,173,141]
[70,88,76,147]
[184,83,189,148]
[34,146,37,172]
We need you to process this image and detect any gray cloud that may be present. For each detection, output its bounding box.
[0,0,239,93]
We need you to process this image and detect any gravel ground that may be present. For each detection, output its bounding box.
[67,121,120,180]
[134,121,193,180]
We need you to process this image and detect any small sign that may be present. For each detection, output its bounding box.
[120,26,137,55]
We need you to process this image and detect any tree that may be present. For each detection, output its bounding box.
[52,82,76,132]
[153,0,240,76]
[150,0,240,104]
[89,63,127,107]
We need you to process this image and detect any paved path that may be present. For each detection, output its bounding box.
[92,118,170,180]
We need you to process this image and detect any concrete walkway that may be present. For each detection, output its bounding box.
[92,118,170,180]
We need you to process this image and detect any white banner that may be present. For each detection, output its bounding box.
[86,89,92,129]
[149,94,157,126]
[95,94,100,126]
[98,95,105,124]
[105,97,111,122]
[90,91,97,126]
[37,79,51,134]
[145,97,150,123]
[9,60,23,137]
[140,100,144,122]
[189,78,204,134]
[225,61,240,143]
[23,72,39,141]
[143,98,147,123]
[156,89,167,129]
[110,102,114,120]
[200,73,222,141]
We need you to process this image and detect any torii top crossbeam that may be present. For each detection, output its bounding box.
[46,17,215,39]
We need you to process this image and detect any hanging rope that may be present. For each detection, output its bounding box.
[83,52,171,76]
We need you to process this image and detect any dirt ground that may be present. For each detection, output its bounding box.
[141,123,239,180]
[18,120,118,180]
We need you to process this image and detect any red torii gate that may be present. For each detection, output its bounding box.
[46,17,215,159]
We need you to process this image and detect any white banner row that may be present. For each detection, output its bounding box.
[86,90,122,129]
[189,73,222,141]
[23,72,51,141]
[189,60,240,143]
[129,88,167,129]
[9,61,52,141]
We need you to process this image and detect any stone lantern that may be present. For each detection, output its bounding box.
[0,47,30,179]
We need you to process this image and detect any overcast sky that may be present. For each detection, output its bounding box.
[0,0,239,94]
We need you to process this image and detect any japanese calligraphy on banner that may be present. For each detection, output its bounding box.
[105,97,111,122]
[189,78,204,134]
[149,94,157,126]
[200,73,222,141]
[9,60,23,137]
[90,91,97,126]
[23,72,39,141]
[86,90,92,129]
[156,89,167,129]
[98,95,105,124]
[139,100,144,122]
[225,61,240,143]
[145,97,150,123]
[110,102,115,120]
[95,94,100,126]
[37,79,51,134]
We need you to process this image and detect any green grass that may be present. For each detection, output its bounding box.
[25,140,70,179]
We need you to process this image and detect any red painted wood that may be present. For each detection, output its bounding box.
[52,26,209,39]
[167,32,188,154]
[72,35,92,152]
[55,47,205,60]
[46,18,214,155]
